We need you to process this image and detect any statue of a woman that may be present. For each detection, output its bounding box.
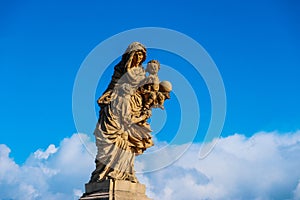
[89,42,157,183]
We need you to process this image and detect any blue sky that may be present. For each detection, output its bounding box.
[1,1,300,199]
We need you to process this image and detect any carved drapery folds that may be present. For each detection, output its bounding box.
[89,42,172,183]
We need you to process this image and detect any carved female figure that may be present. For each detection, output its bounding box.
[89,42,154,183]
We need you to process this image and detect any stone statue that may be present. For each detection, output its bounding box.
[81,42,172,199]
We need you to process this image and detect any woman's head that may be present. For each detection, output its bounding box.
[132,50,145,67]
[124,42,146,66]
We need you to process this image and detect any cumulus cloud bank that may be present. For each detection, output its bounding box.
[0,134,96,200]
[1,131,300,200]
[138,131,300,200]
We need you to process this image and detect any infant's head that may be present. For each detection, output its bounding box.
[146,60,160,75]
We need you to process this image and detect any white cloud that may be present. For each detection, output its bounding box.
[34,144,58,160]
[137,131,300,200]
[1,131,300,200]
[0,134,96,200]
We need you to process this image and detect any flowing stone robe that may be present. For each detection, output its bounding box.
[90,45,153,183]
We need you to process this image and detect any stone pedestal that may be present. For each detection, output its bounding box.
[79,179,151,200]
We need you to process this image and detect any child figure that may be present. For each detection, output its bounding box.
[143,60,161,109]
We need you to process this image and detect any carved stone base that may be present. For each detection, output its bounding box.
[79,179,151,200]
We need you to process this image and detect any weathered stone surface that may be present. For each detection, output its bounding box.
[80,179,151,200]
[80,42,172,199]
[89,42,172,183]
